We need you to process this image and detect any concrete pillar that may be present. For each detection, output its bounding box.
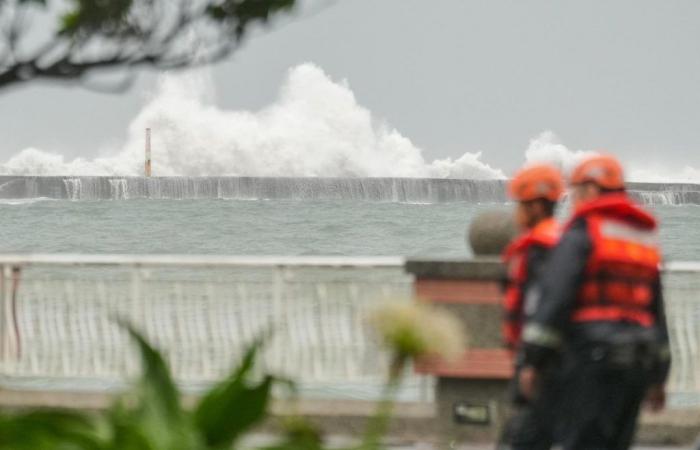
[406,210,515,444]
[407,259,510,444]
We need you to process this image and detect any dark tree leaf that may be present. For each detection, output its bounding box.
[0,0,301,91]
[60,0,135,36]
[18,0,47,6]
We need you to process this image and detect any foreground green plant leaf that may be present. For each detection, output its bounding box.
[262,417,325,450]
[116,321,200,450]
[0,410,103,449]
[0,320,413,450]
[194,340,276,449]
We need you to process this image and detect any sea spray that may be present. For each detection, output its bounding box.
[0,64,504,179]
[523,131,596,173]
[2,62,698,182]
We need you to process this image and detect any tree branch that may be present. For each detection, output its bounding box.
[0,0,339,92]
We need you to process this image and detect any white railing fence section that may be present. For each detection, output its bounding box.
[661,262,700,405]
[0,256,698,406]
[0,255,425,401]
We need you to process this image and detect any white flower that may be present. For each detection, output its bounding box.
[368,301,467,362]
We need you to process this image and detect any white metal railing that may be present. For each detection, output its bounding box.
[0,255,426,401]
[661,262,700,405]
[0,254,405,267]
[0,256,698,406]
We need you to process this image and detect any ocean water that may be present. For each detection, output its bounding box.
[0,198,698,260]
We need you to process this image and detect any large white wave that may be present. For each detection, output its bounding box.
[522,131,700,183]
[523,131,596,174]
[624,165,700,183]
[0,64,504,179]
[3,63,697,182]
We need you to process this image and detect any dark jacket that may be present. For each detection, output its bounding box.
[502,242,553,349]
[502,218,561,350]
[522,216,671,385]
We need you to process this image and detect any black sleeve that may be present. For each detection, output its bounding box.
[521,244,551,320]
[649,276,671,385]
[524,245,549,290]
[533,220,592,331]
[521,219,592,367]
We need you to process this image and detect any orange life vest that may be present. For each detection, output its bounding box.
[568,194,661,327]
[502,218,561,349]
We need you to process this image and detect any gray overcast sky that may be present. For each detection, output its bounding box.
[1,0,699,175]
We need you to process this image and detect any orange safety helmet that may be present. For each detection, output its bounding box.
[508,164,564,202]
[570,154,625,190]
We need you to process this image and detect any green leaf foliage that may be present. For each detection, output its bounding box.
[104,321,199,450]
[0,410,103,449]
[0,0,299,90]
[60,0,135,36]
[261,418,325,450]
[18,0,47,6]
[0,320,404,450]
[58,0,296,38]
[207,0,296,38]
[0,324,276,449]
[124,322,184,424]
[195,339,275,448]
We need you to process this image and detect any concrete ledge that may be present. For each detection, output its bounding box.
[0,388,429,417]
[0,388,438,443]
[0,388,113,411]
[405,258,505,281]
[2,388,696,445]
[637,409,700,446]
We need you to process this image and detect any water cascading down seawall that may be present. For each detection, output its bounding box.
[0,176,698,205]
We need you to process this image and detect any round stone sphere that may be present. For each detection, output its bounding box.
[468,209,517,256]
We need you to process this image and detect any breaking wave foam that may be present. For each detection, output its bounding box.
[3,62,698,182]
[523,131,596,174]
[1,64,504,179]
[522,131,700,183]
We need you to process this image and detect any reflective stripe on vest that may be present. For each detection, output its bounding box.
[574,215,660,326]
[571,306,654,327]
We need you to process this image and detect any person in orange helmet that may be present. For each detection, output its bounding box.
[520,154,671,450]
[498,163,564,450]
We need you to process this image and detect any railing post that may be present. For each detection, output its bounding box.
[126,265,144,375]
[0,264,6,362]
[267,265,285,373]
[0,265,20,364]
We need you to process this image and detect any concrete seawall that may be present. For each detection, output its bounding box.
[0,388,697,446]
[0,175,698,204]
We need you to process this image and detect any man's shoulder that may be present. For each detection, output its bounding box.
[560,217,591,245]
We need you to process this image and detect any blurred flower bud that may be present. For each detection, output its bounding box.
[368,301,467,365]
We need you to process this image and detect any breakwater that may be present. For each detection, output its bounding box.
[0,176,697,204]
